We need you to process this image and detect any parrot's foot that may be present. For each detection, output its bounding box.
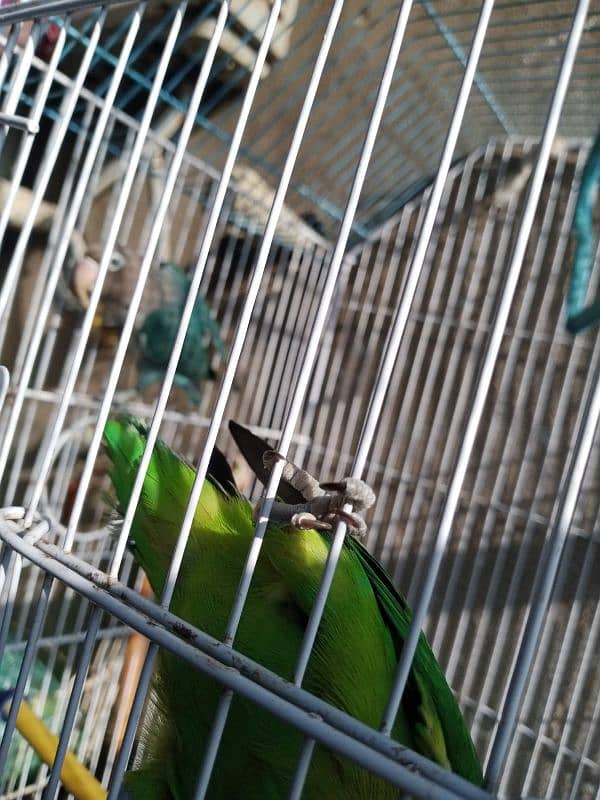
[261,450,375,537]
[290,511,333,531]
[263,450,321,500]
[319,478,376,512]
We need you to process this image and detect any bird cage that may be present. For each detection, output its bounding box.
[0,0,598,798]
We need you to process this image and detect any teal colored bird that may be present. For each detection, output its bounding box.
[136,263,226,406]
[103,417,483,799]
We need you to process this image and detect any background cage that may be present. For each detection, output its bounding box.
[0,0,598,798]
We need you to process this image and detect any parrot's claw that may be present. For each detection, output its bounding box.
[332,509,368,537]
[287,508,367,537]
[263,450,284,468]
[285,507,365,536]
[290,512,332,531]
[319,478,376,512]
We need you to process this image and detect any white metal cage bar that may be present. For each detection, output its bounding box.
[486,345,600,789]
[0,1,597,799]
[0,518,493,800]
[381,0,591,741]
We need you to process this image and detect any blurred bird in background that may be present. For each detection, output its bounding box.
[65,250,226,406]
[136,261,226,407]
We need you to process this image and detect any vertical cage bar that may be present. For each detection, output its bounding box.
[447,181,583,698]
[286,738,316,800]
[233,2,416,794]
[0,19,41,152]
[192,1,349,793]
[0,570,52,777]
[63,0,229,553]
[106,637,158,799]
[105,0,279,583]
[533,522,600,797]
[485,352,600,789]
[107,7,282,797]
[0,11,107,478]
[43,611,101,798]
[0,366,9,416]
[25,0,185,525]
[288,0,497,743]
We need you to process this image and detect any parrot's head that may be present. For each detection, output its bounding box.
[70,243,129,330]
[71,253,100,309]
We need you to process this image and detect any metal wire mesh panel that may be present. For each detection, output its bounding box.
[0,0,598,798]
[300,138,600,798]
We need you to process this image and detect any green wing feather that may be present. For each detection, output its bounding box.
[346,536,483,785]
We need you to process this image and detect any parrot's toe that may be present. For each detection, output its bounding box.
[290,511,332,531]
[320,477,376,512]
[331,509,368,537]
[263,450,284,469]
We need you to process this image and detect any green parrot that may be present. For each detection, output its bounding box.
[103,417,483,799]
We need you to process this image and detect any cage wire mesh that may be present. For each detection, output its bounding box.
[0,0,597,798]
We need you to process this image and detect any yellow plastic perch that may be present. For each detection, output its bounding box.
[0,690,107,800]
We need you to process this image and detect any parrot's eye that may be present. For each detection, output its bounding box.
[108,251,126,272]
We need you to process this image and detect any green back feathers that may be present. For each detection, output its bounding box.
[103,416,236,596]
